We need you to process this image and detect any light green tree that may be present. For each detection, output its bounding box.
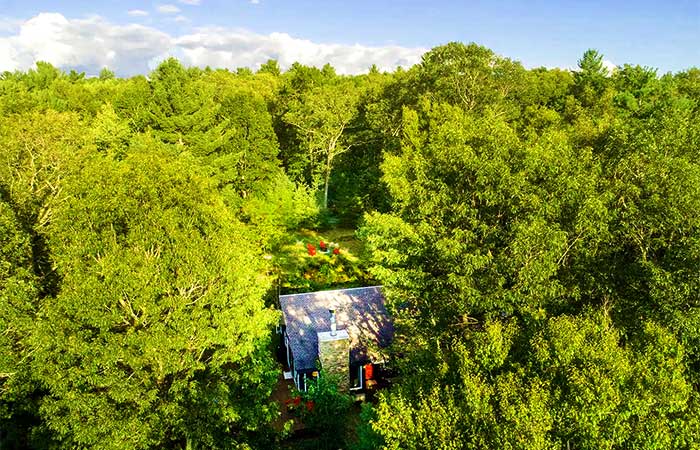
[366,313,699,450]
[359,95,700,448]
[419,42,527,117]
[30,138,279,449]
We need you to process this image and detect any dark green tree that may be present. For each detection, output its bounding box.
[0,200,41,449]
[283,78,363,209]
[572,49,612,108]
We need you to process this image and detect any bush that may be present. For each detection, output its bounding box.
[351,403,384,450]
[299,374,353,449]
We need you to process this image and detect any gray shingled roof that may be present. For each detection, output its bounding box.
[279,286,393,371]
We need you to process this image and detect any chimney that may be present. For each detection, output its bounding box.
[317,311,349,391]
[329,309,337,336]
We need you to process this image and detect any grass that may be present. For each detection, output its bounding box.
[272,228,375,294]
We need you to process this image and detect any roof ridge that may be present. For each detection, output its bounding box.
[279,285,384,298]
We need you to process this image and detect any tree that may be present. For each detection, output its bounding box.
[360,100,604,343]
[274,63,339,185]
[0,111,87,299]
[611,64,659,113]
[209,84,282,204]
[299,374,353,449]
[120,60,302,224]
[91,104,132,156]
[99,67,116,80]
[365,312,699,449]
[283,78,363,209]
[674,68,700,106]
[601,98,700,382]
[30,139,279,448]
[578,49,606,75]
[326,68,396,223]
[257,59,281,77]
[359,94,700,448]
[0,200,41,449]
[418,42,527,118]
[23,61,62,91]
[572,49,612,108]
[138,58,230,154]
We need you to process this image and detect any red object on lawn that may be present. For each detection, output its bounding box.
[333,247,340,255]
[307,243,316,256]
[305,400,315,412]
[319,240,327,250]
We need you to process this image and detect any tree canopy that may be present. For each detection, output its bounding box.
[1,43,698,449]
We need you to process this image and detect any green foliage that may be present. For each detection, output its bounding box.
[419,42,528,117]
[577,49,607,76]
[25,61,62,90]
[0,44,697,450]
[366,313,699,449]
[573,49,613,109]
[0,200,41,449]
[283,77,364,208]
[99,67,116,80]
[242,172,319,247]
[299,374,353,449]
[361,100,603,340]
[0,200,36,385]
[29,140,279,449]
[0,111,85,227]
[358,56,700,448]
[91,103,131,156]
[257,59,281,77]
[351,403,384,450]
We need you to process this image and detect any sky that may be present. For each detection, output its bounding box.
[0,0,698,77]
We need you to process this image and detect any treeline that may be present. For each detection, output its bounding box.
[0,43,698,449]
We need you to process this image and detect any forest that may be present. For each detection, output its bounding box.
[0,42,699,449]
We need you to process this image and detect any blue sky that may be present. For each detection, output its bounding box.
[0,0,698,76]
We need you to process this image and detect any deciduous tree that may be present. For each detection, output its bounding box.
[31,139,279,449]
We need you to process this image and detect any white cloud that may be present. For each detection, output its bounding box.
[603,59,617,75]
[157,4,181,14]
[127,9,149,17]
[174,15,190,23]
[179,0,202,4]
[250,0,260,4]
[0,13,426,76]
[0,13,171,74]
[174,28,425,74]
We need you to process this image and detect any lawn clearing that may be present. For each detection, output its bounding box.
[273,228,374,294]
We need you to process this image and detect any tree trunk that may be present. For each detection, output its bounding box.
[323,145,333,210]
[323,166,330,210]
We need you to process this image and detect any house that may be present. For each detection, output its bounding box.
[279,286,394,392]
